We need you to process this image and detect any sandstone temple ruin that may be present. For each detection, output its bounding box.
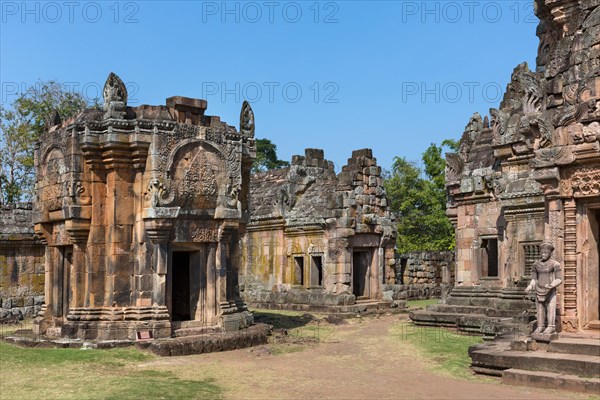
[31,74,256,339]
[412,0,599,337]
[241,148,398,311]
[1,76,447,334]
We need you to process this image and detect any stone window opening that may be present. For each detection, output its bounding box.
[293,256,304,286]
[310,255,323,287]
[480,238,498,278]
[522,242,541,278]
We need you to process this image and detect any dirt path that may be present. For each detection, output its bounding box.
[141,315,583,400]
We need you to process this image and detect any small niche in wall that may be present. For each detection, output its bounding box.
[522,242,541,277]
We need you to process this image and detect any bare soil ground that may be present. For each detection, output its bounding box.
[141,314,585,400]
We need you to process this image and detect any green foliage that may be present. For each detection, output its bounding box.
[252,138,290,173]
[0,81,89,203]
[384,142,456,253]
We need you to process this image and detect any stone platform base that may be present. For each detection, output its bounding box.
[247,299,406,315]
[532,332,559,343]
[138,323,271,356]
[470,333,600,394]
[409,286,534,338]
[503,368,600,394]
[3,323,272,357]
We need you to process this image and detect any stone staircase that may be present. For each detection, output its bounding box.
[469,333,600,394]
[409,286,534,339]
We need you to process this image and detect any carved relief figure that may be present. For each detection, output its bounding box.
[526,242,563,334]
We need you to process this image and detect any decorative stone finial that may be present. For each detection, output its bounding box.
[103,72,128,118]
[48,110,62,127]
[240,100,255,138]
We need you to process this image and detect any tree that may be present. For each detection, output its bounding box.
[252,138,290,173]
[0,81,89,204]
[384,141,456,253]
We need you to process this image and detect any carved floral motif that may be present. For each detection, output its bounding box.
[571,167,600,197]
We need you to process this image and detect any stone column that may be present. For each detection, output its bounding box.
[143,207,179,308]
[51,246,63,317]
[216,239,229,306]
[103,162,135,307]
[69,242,86,308]
[64,205,91,310]
[206,242,218,323]
[152,242,168,307]
[563,198,578,324]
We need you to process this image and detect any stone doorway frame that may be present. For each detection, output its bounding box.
[352,248,376,300]
[167,243,218,326]
[577,199,600,330]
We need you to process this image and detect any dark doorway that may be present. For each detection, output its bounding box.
[353,251,370,298]
[294,256,304,285]
[172,251,191,321]
[481,239,498,277]
[310,255,323,286]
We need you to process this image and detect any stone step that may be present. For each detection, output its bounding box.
[446,297,497,307]
[471,343,600,378]
[502,368,600,394]
[409,310,482,327]
[173,326,222,338]
[548,337,600,357]
[430,304,489,314]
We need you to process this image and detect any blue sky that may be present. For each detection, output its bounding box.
[1,1,539,171]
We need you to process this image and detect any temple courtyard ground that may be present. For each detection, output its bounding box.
[0,307,596,400]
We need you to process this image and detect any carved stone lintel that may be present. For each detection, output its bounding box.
[570,166,600,197]
[142,207,180,244]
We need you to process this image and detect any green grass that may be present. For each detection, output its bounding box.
[407,298,440,309]
[390,321,483,380]
[0,342,222,399]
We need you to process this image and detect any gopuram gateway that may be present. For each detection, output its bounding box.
[32,73,256,339]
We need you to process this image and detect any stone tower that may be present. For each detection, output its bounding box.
[33,73,256,339]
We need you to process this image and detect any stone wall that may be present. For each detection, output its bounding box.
[397,251,455,286]
[0,203,45,319]
[381,251,455,300]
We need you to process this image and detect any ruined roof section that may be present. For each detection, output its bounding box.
[249,167,290,220]
[249,147,396,244]
[46,73,243,137]
[249,148,335,224]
